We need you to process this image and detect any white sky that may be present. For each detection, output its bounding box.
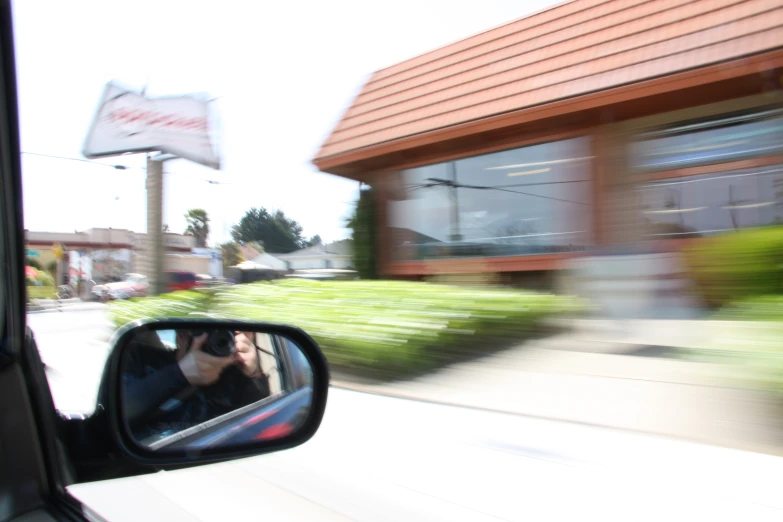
[13,0,560,246]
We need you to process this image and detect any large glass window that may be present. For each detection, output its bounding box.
[640,165,783,238]
[388,137,592,261]
[630,109,783,172]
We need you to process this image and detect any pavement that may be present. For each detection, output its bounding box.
[27,297,105,314]
[332,318,783,456]
[28,305,114,414]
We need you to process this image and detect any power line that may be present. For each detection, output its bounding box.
[412,177,589,206]
[21,151,130,170]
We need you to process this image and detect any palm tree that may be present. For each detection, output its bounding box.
[184,208,210,247]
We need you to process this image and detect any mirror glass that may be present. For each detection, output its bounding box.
[120,326,314,453]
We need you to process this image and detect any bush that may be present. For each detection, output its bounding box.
[26,258,42,269]
[35,270,55,287]
[346,188,377,279]
[108,290,216,327]
[110,279,583,379]
[27,286,56,300]
[682,226,783,307]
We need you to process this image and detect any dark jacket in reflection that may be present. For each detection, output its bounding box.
[122,330,270,444]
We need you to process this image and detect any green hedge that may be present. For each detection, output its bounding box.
[27,286,56,300]
[682,226,783,308]
[109,279,583,379]
[108,290,217,326]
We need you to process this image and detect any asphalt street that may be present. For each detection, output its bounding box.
[28,306,783,521]
[28,304,114,414]
[69,388,783,521]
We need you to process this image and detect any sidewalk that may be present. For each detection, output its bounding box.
[27,298,102,313]
[332,320,783,456]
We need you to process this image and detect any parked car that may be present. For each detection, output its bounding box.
[92,273,149,301]
[166,270,199,292]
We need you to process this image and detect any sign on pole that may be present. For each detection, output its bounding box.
[82,81,221,170]
[52,243,64,261]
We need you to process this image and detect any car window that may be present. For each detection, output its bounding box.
[286,339,313,390]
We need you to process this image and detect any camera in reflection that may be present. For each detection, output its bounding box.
[192,329,236,357]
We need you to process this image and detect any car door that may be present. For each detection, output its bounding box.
[0,2,78,519]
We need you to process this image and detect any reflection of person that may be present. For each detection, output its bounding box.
[123,329,270,443]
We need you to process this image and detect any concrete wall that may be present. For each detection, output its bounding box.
[562,252,701,319]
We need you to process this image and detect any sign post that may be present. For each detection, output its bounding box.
[146,156,166,296]
[83,81,221,296]
[52,243,65,286]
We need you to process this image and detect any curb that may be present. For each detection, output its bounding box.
[27,300,99,314]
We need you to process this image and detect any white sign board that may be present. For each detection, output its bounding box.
[83,82,220,170]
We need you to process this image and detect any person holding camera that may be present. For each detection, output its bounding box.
[123,329,270,443]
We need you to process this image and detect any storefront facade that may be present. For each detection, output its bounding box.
[314,0,783,283]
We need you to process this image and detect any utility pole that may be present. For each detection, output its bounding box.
[448,161,463,242]
[146,155,166,295]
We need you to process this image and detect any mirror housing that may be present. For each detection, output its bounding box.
[97,318,329,468]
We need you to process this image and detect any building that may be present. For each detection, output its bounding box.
[25,228,221,282]
[272,240,354,270]
[313,0,783,290]
[249,252,289,272]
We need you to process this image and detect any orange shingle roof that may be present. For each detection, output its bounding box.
[315,0,783,163]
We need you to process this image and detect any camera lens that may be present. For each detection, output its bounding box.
[206,330,235,357]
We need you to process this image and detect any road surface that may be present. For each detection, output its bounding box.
[28,304,114,413]
[28,307,783,521]
[69,388,783,521]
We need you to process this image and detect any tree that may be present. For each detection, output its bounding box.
[230,207,310,253]
[220,241,241,270]
[346,188,377,279]
[162,223,170,233]
[304,234,322,247]
[184,208,210,248]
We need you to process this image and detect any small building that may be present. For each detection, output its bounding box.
[250,252,289,272]
[24,228,221,282]
[273,240,354,271]
[313,0,783,292]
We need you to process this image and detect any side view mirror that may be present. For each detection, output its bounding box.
[100,319,329,467]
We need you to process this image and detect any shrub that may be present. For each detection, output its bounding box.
[108,290,215,327]
[110,279,583,379]
[27,286,56,300]
[346,188,377,280]
[682,226,783,307]
[35,270,55,287]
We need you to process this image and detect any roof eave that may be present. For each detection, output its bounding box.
[313,49,783,177]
